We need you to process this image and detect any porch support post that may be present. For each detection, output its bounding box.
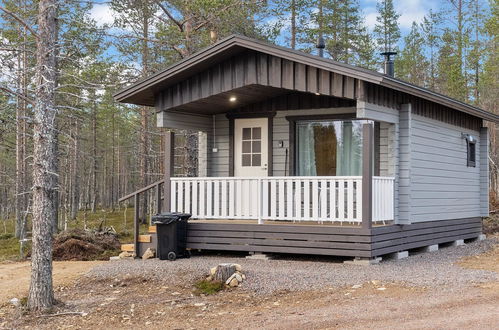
[164,131,175,213]
[362,123,373,229]
[134,194,140,257]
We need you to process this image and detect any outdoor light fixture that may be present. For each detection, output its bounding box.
[229,96,237,102]
[315,92,320,96]
[462,133,476,143]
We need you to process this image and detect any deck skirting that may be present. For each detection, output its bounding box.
[183,218,482,258]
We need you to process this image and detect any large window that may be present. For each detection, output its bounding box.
[296,120,366,176]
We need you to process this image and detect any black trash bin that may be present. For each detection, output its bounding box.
[152,212,191,261]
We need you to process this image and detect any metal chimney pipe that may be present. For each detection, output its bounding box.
[317,36,325,57]
[381,51,397,77]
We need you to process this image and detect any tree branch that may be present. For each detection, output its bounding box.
[0,86,35,105]
[154,1,183,31]
[0,6,39,39]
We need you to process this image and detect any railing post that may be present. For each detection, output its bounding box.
[362,123,373,229]
[134,194,140,257]
[258,178,263,224]
[164,131,174,213]
[156,183,161,214]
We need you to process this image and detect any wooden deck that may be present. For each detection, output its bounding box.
[139,217,482,259]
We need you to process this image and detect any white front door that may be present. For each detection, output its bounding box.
[234,118,268,177]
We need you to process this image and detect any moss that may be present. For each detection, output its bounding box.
[194,279,225,295]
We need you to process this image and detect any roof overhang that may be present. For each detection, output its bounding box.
[114,35,499,123]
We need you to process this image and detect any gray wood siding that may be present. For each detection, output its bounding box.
[410,114,481,222]
[272,108,356,176]
[157,111,212,131]
[398,104,412,224]
[479,127,489,216]
[208,114,230,177]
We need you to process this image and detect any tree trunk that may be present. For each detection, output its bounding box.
[28,0,58,311]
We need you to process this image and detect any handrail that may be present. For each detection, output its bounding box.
[118,179,165,202]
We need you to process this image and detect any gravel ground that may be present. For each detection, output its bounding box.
[87,238,498,295]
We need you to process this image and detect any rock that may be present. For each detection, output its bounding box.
[228,278,239,287]
[377,287,386,291]
[234,264,242,272]
[194,303,206,307]
[210,267,217,276]
[225,273,236,285]
[351,284,362,289]
[119,251,134,259]
[142,248,156,260]
[235,273,243,282]
[9,298,20,307]
[242,274,246,280]
[206,275,213,281]
[109,256,120,261]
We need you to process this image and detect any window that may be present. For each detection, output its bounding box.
[467,140,476,167]
[296,120,365,176]
[241,127,261,167]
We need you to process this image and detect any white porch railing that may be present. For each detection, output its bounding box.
[170,176,394,223]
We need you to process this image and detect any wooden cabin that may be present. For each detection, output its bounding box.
[115,35,498,262]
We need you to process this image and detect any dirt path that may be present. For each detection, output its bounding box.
[0,241,497,329]
[0,261,104,303]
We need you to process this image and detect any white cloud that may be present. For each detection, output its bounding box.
[89,3,114,27]
[362,0,437,31]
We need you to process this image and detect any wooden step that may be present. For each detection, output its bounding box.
[121,244,134,252]
[138,234,152,243]
[148,226,156,233]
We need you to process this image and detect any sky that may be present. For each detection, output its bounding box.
[89,0,441,35]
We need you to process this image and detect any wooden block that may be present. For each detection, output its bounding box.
[138,235,151,243]
[148,226,157,233]
[121,244,134,252]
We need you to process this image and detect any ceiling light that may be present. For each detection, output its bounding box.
[229,96,237,102]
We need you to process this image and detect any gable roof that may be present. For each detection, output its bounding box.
[114,34,498,123]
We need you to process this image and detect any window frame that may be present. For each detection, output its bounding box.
[466,140,476,167]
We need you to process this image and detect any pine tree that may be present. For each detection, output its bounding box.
[373,0,401,52]
[397,22,428,85]
[420,10,441,90]
[437,29,468,101]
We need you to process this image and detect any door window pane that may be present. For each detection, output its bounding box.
[241,126,263,167]
[252,154,261,166]
[242,128,251,140]
[242,141,251,153]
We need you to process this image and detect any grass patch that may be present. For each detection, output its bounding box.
[0,237,29,262]
[194,279,225,295]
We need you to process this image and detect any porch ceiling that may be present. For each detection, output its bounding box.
[169,85,290,115]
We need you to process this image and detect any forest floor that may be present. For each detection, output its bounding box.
[0,236,497,329]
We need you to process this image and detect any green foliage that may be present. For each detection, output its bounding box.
[397,22,428,85]
[373,0,401,52]
[194,279,225,295]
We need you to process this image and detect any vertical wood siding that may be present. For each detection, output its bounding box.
[156,50,359,112]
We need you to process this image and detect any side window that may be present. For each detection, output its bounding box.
[467,140,476,167]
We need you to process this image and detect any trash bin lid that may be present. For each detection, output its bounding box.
[152,212,191,224]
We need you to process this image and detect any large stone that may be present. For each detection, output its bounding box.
[119,251,134,259]
[228,278,239,287]
[142,248,156,259]
[233,264,242,272]
[451,239,465,247]
[210,267,217,276]
[234,273,243,282]
[225,273,236,285]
